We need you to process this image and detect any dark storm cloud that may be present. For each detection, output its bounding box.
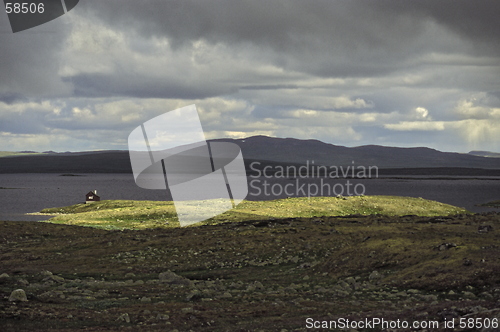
[0,17,71,98]
[0,93,29,104]
[80,0,500,78]
[2,0,498,100]
[369,0,500,47]
[63,73,236,100]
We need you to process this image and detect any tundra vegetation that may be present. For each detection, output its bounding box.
[38,196,468,230]
[1,196,499,331]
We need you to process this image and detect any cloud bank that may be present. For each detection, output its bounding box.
[0,0,499,152]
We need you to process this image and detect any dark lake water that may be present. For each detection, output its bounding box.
[0,173,499,221]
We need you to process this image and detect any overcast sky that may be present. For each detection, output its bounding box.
[1,0,499,153]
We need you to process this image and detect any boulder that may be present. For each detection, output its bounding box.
[156,313,169,321]
[158,271,192,286]
[9,289,28,302]
[478,225,493,233]
[44,275,65,283]
[368,270,383,281]
[437,243,457,251]
[117,313,130,323]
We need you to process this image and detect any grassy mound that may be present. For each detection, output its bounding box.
[39,195,469,230]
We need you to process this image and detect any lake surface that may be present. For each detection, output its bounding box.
[0,173,498,221]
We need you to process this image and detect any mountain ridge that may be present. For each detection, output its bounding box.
[0,135,499,173]
[212,136,500,169]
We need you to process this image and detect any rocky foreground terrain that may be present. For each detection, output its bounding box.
[1,212,500,331]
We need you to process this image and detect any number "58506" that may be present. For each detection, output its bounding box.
[5,2,45,14]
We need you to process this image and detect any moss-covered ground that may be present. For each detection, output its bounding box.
[38,195,469,230]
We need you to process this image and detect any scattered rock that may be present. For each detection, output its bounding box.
[338,280,350,291]
[246,284,256,292]
[479,292,493,300]
[158,271,192,286]
[219,292,232,298]
[368,270,383,281]
[437,243,457,251]
[44,275,65,283]
[186,291,203,301]
[418,294,438,301]
[462,291,477,299]
[117,313,131,323]
[2,212,500,330]
[478,225,493,233]
[345,277,356,285]
[254,281,265,290]
[17,278,29,286]
[9,289,28,302]
[38,290,66,301]
[156,313,169,321]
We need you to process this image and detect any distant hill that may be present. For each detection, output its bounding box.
[0,136,499,173]
[469,151,500,158]
[214,136,500,169]
[0,150,132,173]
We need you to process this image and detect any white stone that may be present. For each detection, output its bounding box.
[9,289,28,302]
[40,270,53,276]
[117,313,130,323]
